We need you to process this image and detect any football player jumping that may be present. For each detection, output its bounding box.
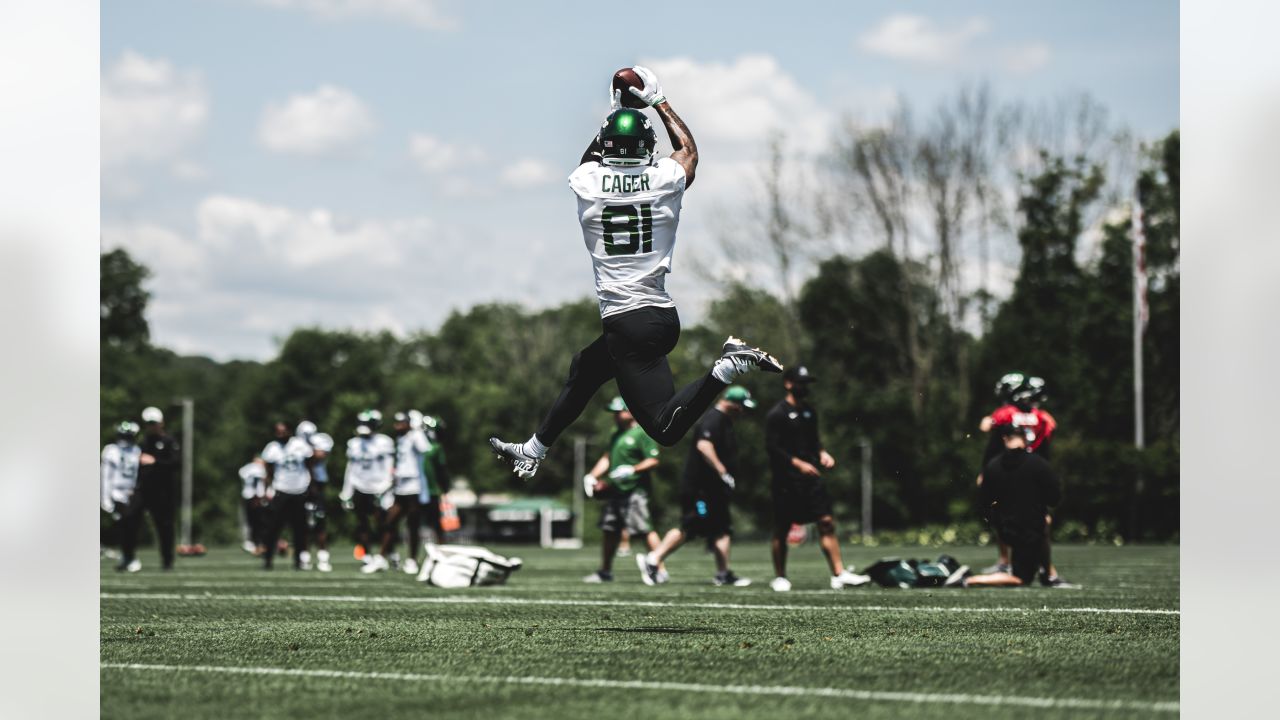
[490,65,783,479]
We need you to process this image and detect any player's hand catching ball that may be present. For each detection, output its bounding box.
[628,66,666,107]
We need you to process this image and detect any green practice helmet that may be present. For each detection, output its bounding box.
[598,109,657,167]
[723,385,757,409]
[994,372,1025,402]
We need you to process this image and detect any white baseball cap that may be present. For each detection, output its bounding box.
[141,407,164,423]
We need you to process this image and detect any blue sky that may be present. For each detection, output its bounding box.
[102,0,1178,359]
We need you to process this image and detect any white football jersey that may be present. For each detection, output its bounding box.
[101,441,141,506]
[261,437,314,495]
[344,434,395,495]
[239,462,266,500]
[568,157,687,318]
[393,429,430,496]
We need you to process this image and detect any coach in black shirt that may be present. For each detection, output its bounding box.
[637,386,756,587]
[967,424,1063,587]
[764,365,867,592]
[136,406,179,570]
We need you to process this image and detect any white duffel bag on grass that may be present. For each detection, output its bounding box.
[415,544,523,588]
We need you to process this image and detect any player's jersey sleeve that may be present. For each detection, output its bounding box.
[638,431,660,460]
[652,157,687,195]
[261,442,283,465]
[989,406,1015,425]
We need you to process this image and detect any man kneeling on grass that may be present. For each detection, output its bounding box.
[637,386,755,587]
[965,423,1077,588]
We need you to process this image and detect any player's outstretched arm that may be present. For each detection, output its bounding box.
[654,102,698,188]
[627,65,698,187]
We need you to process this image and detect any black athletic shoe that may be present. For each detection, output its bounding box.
[488,437,541,480]
[720,336,784,374]
[1040,574,1081,589]
[713,570,752,587]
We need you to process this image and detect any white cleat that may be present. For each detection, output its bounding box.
[125,559,142,573]
[316,550,332,573]
[489,437,541,480]
[831,568,872,589]
[770,576,792,592]
[298,551,312,571]
[636,553,659,586]
[241,541,257,554]
[403,558,419,575]
[360,554,389,574]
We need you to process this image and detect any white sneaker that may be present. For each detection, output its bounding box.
[360,554,389,574]
[241,541,257,554]
[770,576,792,592]
[636,553,658,586]
[831,569,871,589]
[316,550,332,573]
[125,559,142,573]
[403,558,419,575]
[298,551,312,570]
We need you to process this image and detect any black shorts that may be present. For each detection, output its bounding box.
[679,493,731,540]
[771,478,834,527]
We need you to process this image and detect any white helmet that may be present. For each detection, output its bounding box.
[310,432,334,452]
[141,406,164,424]
[296,420,317,440]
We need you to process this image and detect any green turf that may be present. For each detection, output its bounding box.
[100,543,1178,719]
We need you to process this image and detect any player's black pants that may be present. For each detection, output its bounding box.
[242,498,266,548]
[262,492,308,569]
[119,479,176,568]
[380,494,422,560]
[536,306,725,447]
[352,491,385,554]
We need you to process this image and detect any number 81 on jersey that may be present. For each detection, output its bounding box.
[603,203,654,256]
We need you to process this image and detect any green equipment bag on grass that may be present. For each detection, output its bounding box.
[867,555,965,589]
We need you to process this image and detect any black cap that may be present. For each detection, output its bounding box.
[783,365,817,383]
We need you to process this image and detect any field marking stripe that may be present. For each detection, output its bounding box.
[100,662,1177,713]
[99,592,1178,616]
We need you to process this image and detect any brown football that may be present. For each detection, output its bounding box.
[612,68,647,109]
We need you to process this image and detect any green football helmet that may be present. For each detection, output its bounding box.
[598,109,657,167]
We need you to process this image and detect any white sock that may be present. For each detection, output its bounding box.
[317,550,329,562]
[711,357,739,384]
[523,434,548,458]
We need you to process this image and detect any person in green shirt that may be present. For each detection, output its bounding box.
[415,412,451,545]
[582,397,662,583]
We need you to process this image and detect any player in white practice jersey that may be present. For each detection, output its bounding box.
[296,420,335,572]
[339,410,395,564]
[102,421,144,572]
[260,421,316,570]
[365,411,431,575]
[490,65,783,480]
[238,459,267,555]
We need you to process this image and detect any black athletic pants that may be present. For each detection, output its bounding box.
[352,491,384,555]
[381,495,422,560]
[243,498,266,547]
[119,479,176,568]
[536,306,725,447]
[263,492,308,569]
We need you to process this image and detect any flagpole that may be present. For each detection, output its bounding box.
[1131,188,1147,539]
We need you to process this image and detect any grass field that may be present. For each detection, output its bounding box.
[100,542,1178,719]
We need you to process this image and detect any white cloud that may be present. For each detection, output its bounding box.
[196,194,407,268]
[858,14,1051,76]
[408,133,484,173]
[859,15,989,64]
[252,0,457,30]
[1003,43,1052,75]
[101,50,209,167]
[640,55,831,152]
[258,85,374,155]
[500,158,555,188]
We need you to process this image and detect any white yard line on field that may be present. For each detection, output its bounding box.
[99,592,1179,616]
[100,662,1178,713]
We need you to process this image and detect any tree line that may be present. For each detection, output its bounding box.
[102,96,1177,545]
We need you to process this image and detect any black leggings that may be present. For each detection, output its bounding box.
[380,495,422,560]
[117,482,176,568]
[536,306,725,447]
[352,491,385,554]
[263,492,308,569]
